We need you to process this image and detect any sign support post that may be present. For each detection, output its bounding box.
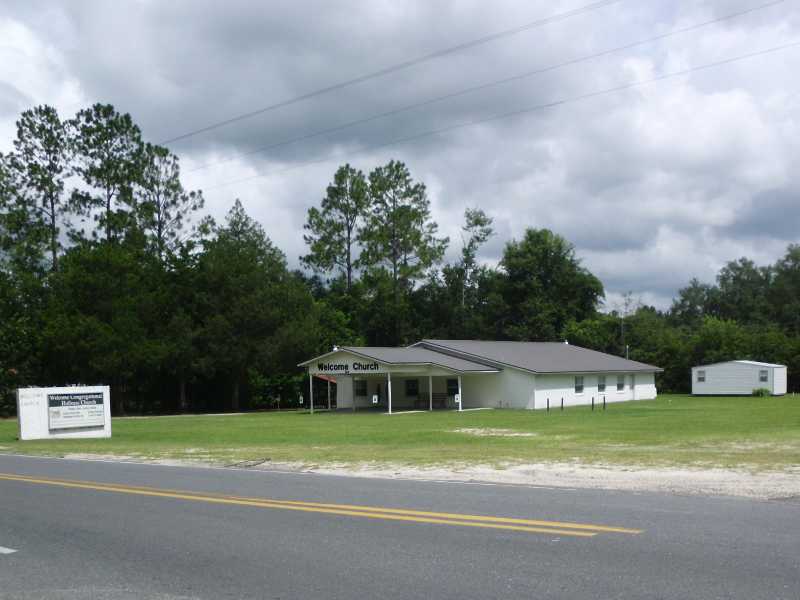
[387,372,392,415]
[458,375,463,412]
[327,380,331,410]
[309,374,314,414]
[428,375,433,411]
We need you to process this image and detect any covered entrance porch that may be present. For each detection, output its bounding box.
[332,371,465,413]
[299,346,499,414]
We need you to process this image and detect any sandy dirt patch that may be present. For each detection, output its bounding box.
[54,453,800,500]
[294,461,800,500]
[452,428,538,438]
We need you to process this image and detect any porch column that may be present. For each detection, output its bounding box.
[458,375,462,412]
[309,373,314,414]
[327,380,331,410]
[428,375,433,411]
[387,372,393,415]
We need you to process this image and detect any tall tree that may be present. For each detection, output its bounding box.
[669,278,719,328]
[162,246,202,412]
[769,245,800,334]
[359,160,447,343]
[0,152,49,275]
[301,164,368,291]
[0,269,44,416]
[433,208,495,338]
[499,228,603,340]
[689,316,750,367]
[41,237,162,415]
[12,105,72,271]
[0,155,48,414]
[136,143,204,262]
[459,207,493,317]
[196,200,309,411]
[70,103,144,242]
[716,258,772,324]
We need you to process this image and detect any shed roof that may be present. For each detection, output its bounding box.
[693,360,786,369]
[298,346,499,373]
[415,340,662,374]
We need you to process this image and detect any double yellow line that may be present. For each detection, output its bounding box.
[0,472,641,538]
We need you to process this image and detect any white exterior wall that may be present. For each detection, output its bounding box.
[773,366,788,395]
[691,362,786,396]
[464,369,657,410]
[533,372,656,409]
[335,376,354,409]
[635,372,658,400]
[462,370,533,409]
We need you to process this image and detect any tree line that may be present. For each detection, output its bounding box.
[1,103,798,416]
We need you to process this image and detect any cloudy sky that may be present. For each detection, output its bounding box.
[1,0,798,310]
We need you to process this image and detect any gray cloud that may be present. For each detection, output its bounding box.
[723,187,800,241]
[0,81,30,118]
[2,0,799,309]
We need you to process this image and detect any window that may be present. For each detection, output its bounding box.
[598,375,606,393]
[617,375,625,391]
[574,376,584,394]
[697,370,705,383]
[405,379,419,397]
[354,380,367,397]
[759,370,768,383]
[446,379,459,396]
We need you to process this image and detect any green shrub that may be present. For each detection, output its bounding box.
[752,388,771,397]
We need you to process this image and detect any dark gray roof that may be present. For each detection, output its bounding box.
[299,346,499,373]
[416,340,661,373]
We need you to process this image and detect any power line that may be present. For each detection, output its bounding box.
[159,0,623,145]
[196,40,800,193]
[186,0,785,175]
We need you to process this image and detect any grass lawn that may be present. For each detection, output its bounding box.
[1,395,799,471]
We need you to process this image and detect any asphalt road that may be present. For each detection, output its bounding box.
[0,454,798,599]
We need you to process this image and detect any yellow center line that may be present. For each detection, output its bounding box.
[0,473,641,537]
[223,495,642,534]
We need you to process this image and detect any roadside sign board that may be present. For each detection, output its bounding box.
[48,392,105,430]
[17,386,111,441]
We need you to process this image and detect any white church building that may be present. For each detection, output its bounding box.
[299,340,661,413]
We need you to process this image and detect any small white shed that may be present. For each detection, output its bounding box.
[691,360,787,396]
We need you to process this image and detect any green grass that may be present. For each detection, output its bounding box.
[1,395,799,471]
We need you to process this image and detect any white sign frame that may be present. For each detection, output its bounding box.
[17,386,112,441]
